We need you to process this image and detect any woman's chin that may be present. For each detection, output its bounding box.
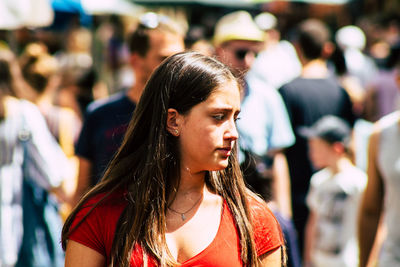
[211,160,230,171]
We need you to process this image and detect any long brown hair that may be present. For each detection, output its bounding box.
[62,51,261,266]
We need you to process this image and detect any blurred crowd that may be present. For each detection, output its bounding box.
[0,2,399,267]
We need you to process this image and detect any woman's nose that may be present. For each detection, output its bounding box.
[225,120,239,140]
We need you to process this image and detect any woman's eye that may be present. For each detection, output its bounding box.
[234,117,241,122]
[213,114,225,121]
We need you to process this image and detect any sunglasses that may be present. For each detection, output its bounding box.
[139,12,172,29]
[233,49,260,60]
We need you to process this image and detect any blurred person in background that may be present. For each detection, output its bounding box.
[353,44,400,183]
[19,43,81,210]
[188,38,214,57]
[347,24,400,178]
[185,25,215,57]
[250,11,301,90]
[359,13,400,126]
[214,10,300,267]
[0,48,69,267]
[57,66,99,122]
[332,25,371,118]
[358,54,400,267]
[365,12,400,69]
[94,15,133,94]
[185,28,214,57]
[19,42,82,158]
[57,27,93,75]
[364,43,400,122]
[72,12,185,206]
[335,25,378,91]
[55,27,107,121]
[330,26,374,175]
[278,18,356,257]
[301,116,366,267]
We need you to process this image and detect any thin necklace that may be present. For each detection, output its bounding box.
[168,194,203,221]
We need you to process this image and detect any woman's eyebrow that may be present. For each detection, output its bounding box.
[209,106,241,113]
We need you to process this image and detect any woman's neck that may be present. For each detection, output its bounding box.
[176,167,207,197]
[166,168,208,225]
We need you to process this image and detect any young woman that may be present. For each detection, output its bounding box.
[62,52,284,267]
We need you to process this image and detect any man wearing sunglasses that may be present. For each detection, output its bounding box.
[72,12,185,205]
[214,11,301,267]
[214,13,264,81]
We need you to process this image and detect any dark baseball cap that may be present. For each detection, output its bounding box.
[298,115,351,145]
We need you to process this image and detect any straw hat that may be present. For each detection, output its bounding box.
[213,11,265,47]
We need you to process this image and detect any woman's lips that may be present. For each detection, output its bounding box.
[218,147,232,157]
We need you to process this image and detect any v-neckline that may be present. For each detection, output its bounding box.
[177,200,226,265]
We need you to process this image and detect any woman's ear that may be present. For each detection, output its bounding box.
[166,108,181,136]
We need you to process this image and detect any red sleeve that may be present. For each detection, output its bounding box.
[67,193,126,258]
[249,198,284,256]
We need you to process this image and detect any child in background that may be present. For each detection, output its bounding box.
[301,115,366,267]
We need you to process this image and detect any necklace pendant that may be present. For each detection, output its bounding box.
[181,214,186,221]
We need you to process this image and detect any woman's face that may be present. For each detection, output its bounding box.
[178,80,241,173]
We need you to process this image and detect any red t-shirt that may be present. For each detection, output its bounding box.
[68,192,283,266]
